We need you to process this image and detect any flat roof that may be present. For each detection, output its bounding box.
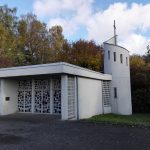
[0,62,112,80]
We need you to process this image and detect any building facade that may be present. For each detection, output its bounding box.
[0,37,132,120]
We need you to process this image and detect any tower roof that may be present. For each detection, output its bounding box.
[104,20,118,45]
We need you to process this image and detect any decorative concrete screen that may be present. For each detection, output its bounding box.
[68,76,76,119]
[17,77,61,114]
[18,80,32,112]
[34,79,51,113]
[53,78,61,114]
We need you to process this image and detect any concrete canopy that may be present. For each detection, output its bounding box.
[0,62,112,81]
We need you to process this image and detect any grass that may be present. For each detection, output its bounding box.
[87,114,150,127]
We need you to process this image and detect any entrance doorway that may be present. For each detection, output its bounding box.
[34,79,50,113]
[17,77,61,115]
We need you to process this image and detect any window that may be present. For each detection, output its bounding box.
[114,52,116,62]
[126,57,128,66]
[120,54,123,63]
[114,87,117,98]
[108,51,110,60]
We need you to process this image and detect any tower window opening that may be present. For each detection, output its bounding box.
[120,54,123,63]
[114,87,117,98]
[108,51,110,60]
[114,52,116,62]
[126,57,128,66]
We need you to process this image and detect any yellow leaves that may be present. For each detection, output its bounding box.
[130,55,145,67]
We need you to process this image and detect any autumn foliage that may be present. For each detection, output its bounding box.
[130,55,150,113]
[0,5,149,113]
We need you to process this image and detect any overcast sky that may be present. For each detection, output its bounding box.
[0,0,150,55]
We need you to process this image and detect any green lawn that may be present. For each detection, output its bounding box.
[88,114,150,127]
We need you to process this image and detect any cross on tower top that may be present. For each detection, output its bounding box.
[113,20,116,36]
[113,20,117,45]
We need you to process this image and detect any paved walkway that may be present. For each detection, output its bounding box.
[0,113,150,150]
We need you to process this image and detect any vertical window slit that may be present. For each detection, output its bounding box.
[114,52,116,62]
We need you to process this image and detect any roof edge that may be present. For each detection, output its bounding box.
[103,42,129,53]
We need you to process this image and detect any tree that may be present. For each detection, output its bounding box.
[146,43,150,57]
[0,56,13,68]
[0,5,19,67]
[49,25,65,62]
[54,39,103,71]
[0,5,17,33]
[130,55,149,89]
[55,40,73,63]
[71,40,103,71]
[17,14,51,65]
[130,55,150,113]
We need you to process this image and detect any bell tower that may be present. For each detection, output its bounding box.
[103,20,132,115]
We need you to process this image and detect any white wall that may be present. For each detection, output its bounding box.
[111,77,132,115]
[78,77,103,119]
[0,80,1,114]
[104,107,111,114]
[103,43,132,115]
[0,79,18,115]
